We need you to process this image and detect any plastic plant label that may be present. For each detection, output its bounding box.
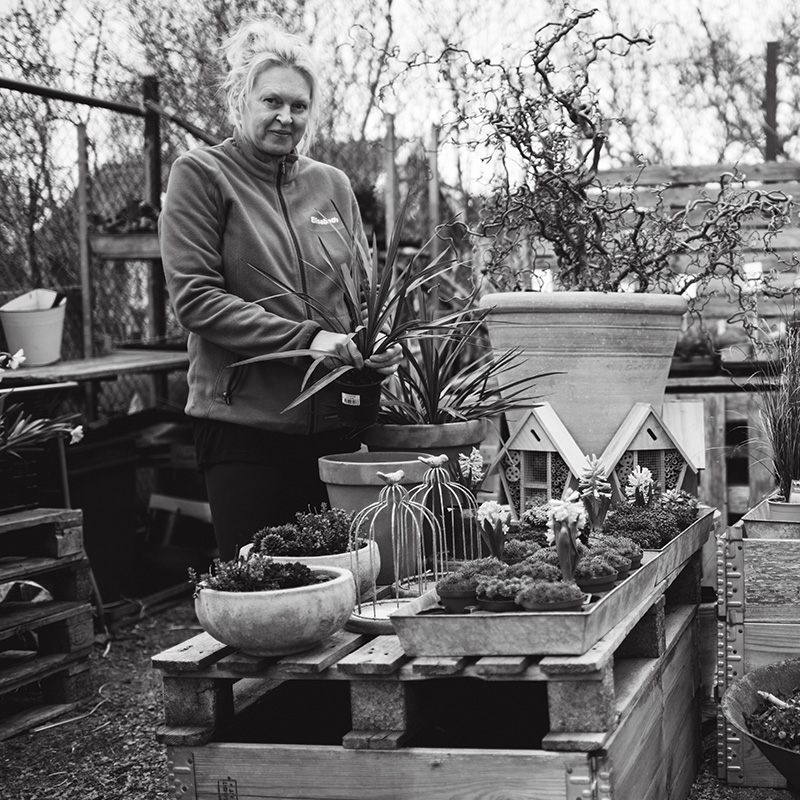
[341,392,361,407]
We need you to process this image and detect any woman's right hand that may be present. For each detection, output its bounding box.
[310,330,364,371]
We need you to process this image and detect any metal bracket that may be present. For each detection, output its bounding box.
[715,526,746,785]
[565,755,613,800]
[718,526,745,624]
[167,748,196,799]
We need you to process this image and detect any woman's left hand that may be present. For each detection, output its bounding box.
[365,342,403,376]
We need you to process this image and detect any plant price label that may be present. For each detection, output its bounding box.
[341,392,361,407]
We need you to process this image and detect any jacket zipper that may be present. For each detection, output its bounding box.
[276,159,319,433]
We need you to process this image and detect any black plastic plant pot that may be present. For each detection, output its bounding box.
[335,378,383,428]
[722,658,800,794]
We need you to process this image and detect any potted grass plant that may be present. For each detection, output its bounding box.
[190,552,356,657]
[362,288,555,463]
[230,199,470,428]
[748,319,800,521]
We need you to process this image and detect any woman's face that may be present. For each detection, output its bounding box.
[241,65,311,156]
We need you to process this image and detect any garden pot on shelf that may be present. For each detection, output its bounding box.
[318,451,432,584]
[766,498,800,523]
[740,497,800,540]
[721,657,800,792]
[576,574,617,594]
[334,377,384,428]
[194,565,356,657]
[518,597,585,612]
[238,539,381,598]
[436,586,478,614]
[477,597,520,613]
[478,291,687,456]
[362,419,487,466]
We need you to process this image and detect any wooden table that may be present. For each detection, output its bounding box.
[0,349,189,421]
[0,349,189,386]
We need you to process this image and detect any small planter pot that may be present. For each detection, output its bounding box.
[628,554,643,571]
[436,587,478,614]
[477,597,521,613]
[518,597,585,612]
[335,378,384,428]
[766,498,800,523]
[238,541,381,598]
[194,565,356,657]
[576,574,617,594]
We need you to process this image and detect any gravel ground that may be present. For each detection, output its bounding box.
[0,598,797,800]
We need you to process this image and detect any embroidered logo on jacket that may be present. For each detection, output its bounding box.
[311,214,340,226]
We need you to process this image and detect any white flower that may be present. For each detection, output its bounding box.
[70,426,84,445]
[477,500,510,530]
[458,447,484,487]
[547,490,587,528]
[8,349,24,369]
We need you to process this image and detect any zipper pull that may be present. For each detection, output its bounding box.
[222,390,232,405]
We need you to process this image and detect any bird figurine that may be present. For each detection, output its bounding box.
[376,470,405,486]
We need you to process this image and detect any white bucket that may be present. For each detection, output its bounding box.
[0,289,66,366]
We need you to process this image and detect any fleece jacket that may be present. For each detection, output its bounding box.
[159,134,366,435]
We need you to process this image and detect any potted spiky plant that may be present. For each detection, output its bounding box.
[362,288,555,463]
[231,199,470,428]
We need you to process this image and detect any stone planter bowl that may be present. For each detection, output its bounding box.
[195,565,356,657]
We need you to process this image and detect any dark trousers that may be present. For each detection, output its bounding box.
[200,430,360,561]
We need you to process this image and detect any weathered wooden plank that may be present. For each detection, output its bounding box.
[473,656,531,676]
[410,655,470,676]
[336,635,407,675]
[342,729,412,750]
[175,743,584,800]
[278,630,368,674]
[151,631,233,672]
[596,161,800,186]
[743,622,800,672]
[0,703,78,742]
[0,507,82,535]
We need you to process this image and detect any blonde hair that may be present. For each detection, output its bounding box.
[221,18,319,151]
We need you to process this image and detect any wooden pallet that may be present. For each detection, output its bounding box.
[0,507,94,740]
[153,559,704,800]
[716,509,800,788]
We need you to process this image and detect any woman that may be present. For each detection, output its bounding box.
[159,18,400,561]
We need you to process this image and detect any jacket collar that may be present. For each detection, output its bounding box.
[228,130,300,183]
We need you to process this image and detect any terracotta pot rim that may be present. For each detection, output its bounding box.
[478,291,688,315]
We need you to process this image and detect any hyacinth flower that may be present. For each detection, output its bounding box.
[625,465,656,507]
[578,454,612,535]
[547,491,587,583]
[476,500,511,560]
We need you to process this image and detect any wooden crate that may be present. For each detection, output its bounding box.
[153,555,705,800]
[716,509,800,788]
[0,507,94,740]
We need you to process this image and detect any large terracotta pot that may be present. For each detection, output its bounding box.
[318,451,432,584]
[478,291,687,456]
[238,540,381,598]
[362,419,487,466]
[194,565,356,657]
